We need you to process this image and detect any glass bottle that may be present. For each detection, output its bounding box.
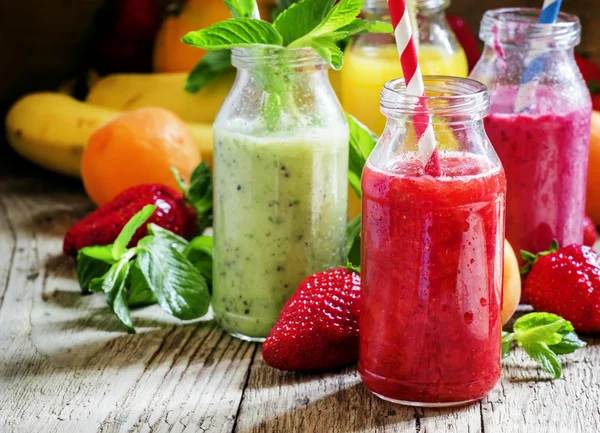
[212,47,349,342]
[470,8,592,268]
[341,0,468,136]
[359,77,506,406]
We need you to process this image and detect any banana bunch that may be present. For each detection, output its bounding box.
[5,72,228,177]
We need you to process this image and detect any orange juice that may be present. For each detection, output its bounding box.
[342,44,468,135]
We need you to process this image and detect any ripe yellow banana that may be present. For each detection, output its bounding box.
[86,72,234,124]
[5,92,214,178]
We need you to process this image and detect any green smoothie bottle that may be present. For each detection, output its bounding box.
[212,47,349,341]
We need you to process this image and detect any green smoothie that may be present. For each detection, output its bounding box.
[212,127,349,340]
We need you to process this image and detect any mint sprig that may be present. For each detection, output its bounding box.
[182,0,392,72]
[184,50,233,94]
[224,0,257,18]
[75,206,213,333]
[173,162,213,233]
[502,312,586,379]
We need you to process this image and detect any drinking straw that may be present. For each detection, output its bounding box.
[387,0,441,176]
[252,1,261,19]
[514,0,563,111]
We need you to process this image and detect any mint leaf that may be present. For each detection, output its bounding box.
[149,223,188,253]
[346,215,361,269]
[174,162,213,233]
[273,0,334,45]
[548,331,587,355]
[137,236,211,320]
[522,342,562,379]
[347,113,378,198]
[224,0,257,18]
[502,331,515,358]
[76,246,114,292]
[185,50,233,94]
[182,19,283,50]
[513,312,568,345]
[112,205,156,260]
[325,19,393,42]
[503,312,585,379]
[127,262,156,308]
[588,80,600,95]
[103,258,135,333]
[274,0,301,18]
[185,236,213,286]
[288,0,363,48]
[309,38,344,70]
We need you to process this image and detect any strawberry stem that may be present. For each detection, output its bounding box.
[520,239,559,277]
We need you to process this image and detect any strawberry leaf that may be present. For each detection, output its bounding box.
[112,205,156,260]
[519,240,560,276]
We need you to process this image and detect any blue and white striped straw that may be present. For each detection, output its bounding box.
[514,0,563,111]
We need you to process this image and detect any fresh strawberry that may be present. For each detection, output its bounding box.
[447,15,481,72]
[584,215,598,247]
[63,184,196,256]
[522,242,600,334]
[262,268,361,372]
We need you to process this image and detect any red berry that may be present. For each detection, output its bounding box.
[583,215,598,247]
[63,184,197,256]
[262,268,361,372]
[524,244,600,334]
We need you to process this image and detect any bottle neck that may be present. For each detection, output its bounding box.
[231,47,328,73]
[479,8,581,52]
[362,0,449,21]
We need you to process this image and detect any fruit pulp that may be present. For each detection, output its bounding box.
[359,153,506,405]
[341,44,468,135]
[484,86,591,264]
[212,128,348,340]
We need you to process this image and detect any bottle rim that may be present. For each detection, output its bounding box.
[231,46,328,70]
[380,76,490,119]
[479,8,581,49]
[363,0,450,13]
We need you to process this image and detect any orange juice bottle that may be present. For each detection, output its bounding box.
[342,0,468,217]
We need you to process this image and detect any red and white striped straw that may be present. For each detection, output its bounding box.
[387,0,441,176]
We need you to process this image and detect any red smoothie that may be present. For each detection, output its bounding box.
[359,152,506,405]
[484,86,591,260]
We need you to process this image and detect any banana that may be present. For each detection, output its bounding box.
[86,72,234,124]
[5,92,214,178]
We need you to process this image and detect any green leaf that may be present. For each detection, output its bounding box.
[174,162,214,233]
[185,236,213,285]
[265,92,283,130]
[76,246,114,292]
[126,261,156,308]
[224,0,256,18]
[274,0,301,18]
[514,315,567,346]
[103,258,135,334]
[112,205,156,260]
[288,0,363,48]
[346,113,378,198]
[185,50,233,94]
[522,341,562,379]
[273,0,334,46]
[548,331,587,355]
[149,224,188,254]
[137,236,211,321]
[502,331,515,358]
[181,19,283,50]
[588,80,600,95]
[89,277,106,293]
[324,19,393,42]
[309,38,344,70]
[346,215,361,269]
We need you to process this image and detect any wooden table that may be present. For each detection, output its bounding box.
[1,150,599,433]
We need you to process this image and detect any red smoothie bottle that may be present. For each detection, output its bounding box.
[359,77,506,406]
[470,9,591,268]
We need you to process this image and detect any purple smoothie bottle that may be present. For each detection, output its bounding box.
[470,8,592,293]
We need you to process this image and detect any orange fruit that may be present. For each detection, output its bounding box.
[153,0,276,73]
[81,107,200,206]
[502,239,522,325]
[586,111,600,224]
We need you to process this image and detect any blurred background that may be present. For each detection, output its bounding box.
[0,0,598,162]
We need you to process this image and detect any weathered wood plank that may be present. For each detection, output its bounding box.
[0,181,254,433]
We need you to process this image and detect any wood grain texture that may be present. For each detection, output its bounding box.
[0,160,598,433]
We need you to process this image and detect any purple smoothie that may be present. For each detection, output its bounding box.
[484,86,591,264]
